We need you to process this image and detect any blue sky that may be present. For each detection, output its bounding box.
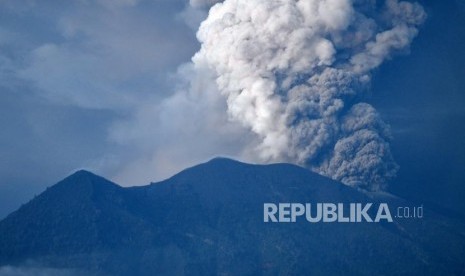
[371,0,465,214]
[0,0,464,219]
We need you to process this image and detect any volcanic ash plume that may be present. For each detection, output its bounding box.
[193,0,425,191]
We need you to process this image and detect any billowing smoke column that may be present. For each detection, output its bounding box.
[193,0,425,191]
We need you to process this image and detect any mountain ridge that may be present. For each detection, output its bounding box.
[0,158,464,275]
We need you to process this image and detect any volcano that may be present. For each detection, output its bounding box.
[0,158,464,275]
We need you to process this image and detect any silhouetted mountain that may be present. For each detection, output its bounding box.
[0,158,464,275]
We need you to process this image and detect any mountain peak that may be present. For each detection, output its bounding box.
[60,169,114,185]
[44,169,121,198]
[67,169,99,179]
[206,156,244,164]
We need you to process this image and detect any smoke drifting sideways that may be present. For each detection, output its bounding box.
[192,0,425,191]
[189,0,223,8]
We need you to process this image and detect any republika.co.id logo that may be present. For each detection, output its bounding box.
[264,203,424,223]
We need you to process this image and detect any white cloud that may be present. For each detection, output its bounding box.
[190,0,425,190]
[96,0,426,189]
[107,63,253,184]
[16,0,197,110]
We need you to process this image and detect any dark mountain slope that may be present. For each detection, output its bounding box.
[0,171,156,267]
[0,158,464,275]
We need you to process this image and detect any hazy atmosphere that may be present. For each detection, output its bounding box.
[1,0,465,219]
